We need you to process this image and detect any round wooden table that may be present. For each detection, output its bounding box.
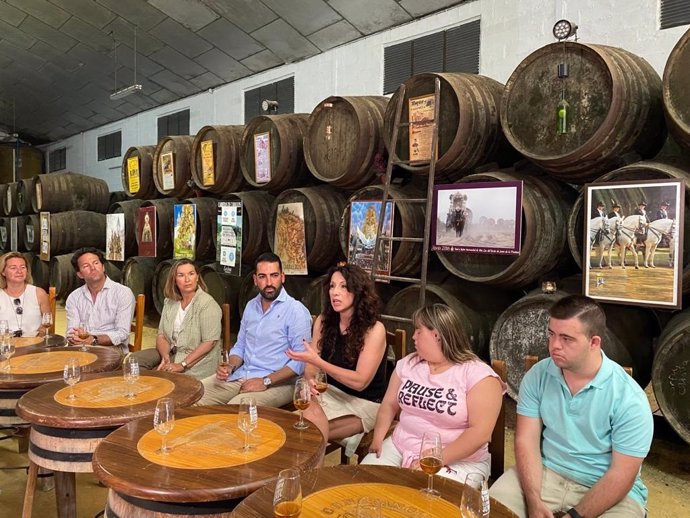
[0,343,118,426]
[93,405,326,518]
[231,465,519,517]
[16,369,203,518]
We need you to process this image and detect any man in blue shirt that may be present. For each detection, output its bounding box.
[199,252,311,407]
[491,295,653,518]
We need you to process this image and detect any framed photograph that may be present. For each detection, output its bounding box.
[431,181,523,255]
[584,179,684,309]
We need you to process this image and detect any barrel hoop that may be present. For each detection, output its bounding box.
[116,491,239,515]
[33,424,114,439]
[29,442,94,463]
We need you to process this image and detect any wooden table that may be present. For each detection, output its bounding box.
[16,369,203,518]
[93,405,326,518]
[231,465,519,518]
[0,343,118,427]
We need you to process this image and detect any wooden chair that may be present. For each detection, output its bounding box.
[128,294,145,353]
[489,358,507,483]
[48,287,57,335]
[222,303,231,352]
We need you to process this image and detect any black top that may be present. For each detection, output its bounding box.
[322,331,387,403]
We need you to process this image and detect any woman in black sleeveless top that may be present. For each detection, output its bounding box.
[287,263,386,444]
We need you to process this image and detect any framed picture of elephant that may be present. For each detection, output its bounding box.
[584,178,684,309]
[431,180,523,255]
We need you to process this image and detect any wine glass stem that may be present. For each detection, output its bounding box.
[428,474,433,492]
[70,386,75,400]
[298,410,304,427]
[244,431,249,451]
[162,435,168,454]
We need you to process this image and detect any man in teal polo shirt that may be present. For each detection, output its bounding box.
[491,295,653,518]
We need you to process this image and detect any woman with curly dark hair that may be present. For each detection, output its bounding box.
[287,262,386,446]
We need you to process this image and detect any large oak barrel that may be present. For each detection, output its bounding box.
[268,186,347,273]
[3,182,19,216]
[49,211,106,255]
[240,114,312,193]
[180,198,217,260]
[138,198,177,258]
[191,125,246,194]
[338,184,425,277]
[123,256,159,313]
[109,199,146,258]
[200,264,244,333]
[653,309,690,444]
[152,259,174,315]
[305,96,389,189]
[490,279,657,399]
[0,184,7,218]
[49,254,80,300]
[0,217,10,251]
[153,136,195,198]
[566,160,690,290]
[121,145,158,199]
[383,73,517,180]
[22,213,40,252]
[436,169,576,288]
[17,176,37,215]
[224,191,274,265]
[501,42,666,182]
[34,173,110,213]
[30,253,50,291]
[663,26,690,152]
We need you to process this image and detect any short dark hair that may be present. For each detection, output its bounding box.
[254,252,282,272]
[71,247,106,272]
[549,295,606,339]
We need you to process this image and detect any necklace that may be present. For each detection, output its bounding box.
[3,289,24,335]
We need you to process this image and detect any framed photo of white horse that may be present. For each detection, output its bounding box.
[584,179,684,309]
[431,180,523,254]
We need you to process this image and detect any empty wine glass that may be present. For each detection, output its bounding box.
[460,472,488,518]
[419,431,443,496]
[153,397,175,454]
[293,377,310,430]
[63,358,81,400]
[123,356,140,399]
[77,322,90,352]
[273,468,302,518]
[41,312,53,346]
[314,370,328,406]
[238,397,258,452]
[0,319,8,339]
[0,338,15,373]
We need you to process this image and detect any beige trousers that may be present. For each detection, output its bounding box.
[197,375,295,407]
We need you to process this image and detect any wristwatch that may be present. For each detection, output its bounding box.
[263,376,272,387]
[91,335,98,345]
[567,508,583,518]
[180,360,188,371]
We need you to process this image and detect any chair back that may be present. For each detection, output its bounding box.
[222,303,231,352]
[385,328,406,381]
[489,358,507,483]
[128,294,145,352]
[48,286,57,335]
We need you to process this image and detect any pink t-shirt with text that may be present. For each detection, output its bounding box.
[391,354,502,468]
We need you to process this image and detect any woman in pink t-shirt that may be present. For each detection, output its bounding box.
[361,303,505,482]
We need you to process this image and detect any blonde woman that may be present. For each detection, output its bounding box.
[0,252,50,337]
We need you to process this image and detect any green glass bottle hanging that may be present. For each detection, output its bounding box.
[557,97,569,134]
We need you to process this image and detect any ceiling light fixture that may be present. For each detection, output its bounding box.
[110,26,143,101]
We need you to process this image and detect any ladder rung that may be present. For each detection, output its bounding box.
[378,236,425,243]
[393,159,431,166]
[374,274,422,284]
[397,119,436,127]
[378,197,427,204]
[380,314,413,324]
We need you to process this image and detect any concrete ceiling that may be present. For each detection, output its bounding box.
[0,0,467,144]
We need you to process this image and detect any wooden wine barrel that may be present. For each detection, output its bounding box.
[17,176,37,215]
[338,184,425,277]
[152,259,174,315]
[566,160,690,290]
[200,264,244,333]
[49,254,80,300]
[30,253,50,291]
[224,191,275,265]
[0,217,9,251]
[653,309,690,444]
[501,42,666,182]
[240,114,312,193]
[108,199,146,258]
[33,173,110,213]
[22,213,40,252]
[305,96,389,189]
[490,279,657,399]
[384,278,515,361]
[191,125,247,194]
[108,191,129,207]
[436,169,576,288]
[105,261,123,283]
[268,186,347,273]
[181,198,217,260]
[152,136,195,198]
[138,198,177,258]
[49,211,106,255]
[11,216,26,252]
[383,73,517,180]
[123,256,158,313]
[663,26,690,152]
[0,184,7,218]
[121,145,158,199]
[3,182,19,216]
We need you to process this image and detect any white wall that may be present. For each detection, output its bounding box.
[42,0,689,191]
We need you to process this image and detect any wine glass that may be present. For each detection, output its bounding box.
[419,431,443,496]
[0,339,15,373]
[0,319,8,340]
[153,398,175,454]
[273,468,302,518]
[77,321,90,352]
[238,397,258,452]
[460,472,488,518]
[123,356,140,399]
[314,370,328,406]
[63,358,81,400]
[41,312,53,346]
[293,377,311,430]
[357,496,381,518]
